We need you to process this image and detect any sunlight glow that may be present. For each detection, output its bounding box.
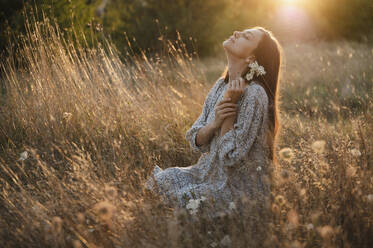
[272,5,316,41]
[282,0,304,6]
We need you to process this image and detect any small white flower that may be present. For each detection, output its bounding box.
[249,61,260,70]
[279,147,294,161]
[245,71,255,81]
[256,166,262,171]
[18,151,28,161]
[220,235,232,246]
[256,65,266,75]
[63,112,72,121]
[228,201,236,210]
[210,241,218,247]
[350,148,361,157]
[245,60,266,81]
[306,223,314,231]
[186,196,206,215]
[311,140,326,154]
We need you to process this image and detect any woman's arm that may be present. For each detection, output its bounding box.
[219,77,245,137]
[219,114,236,137]
[185,78,223,153]
[195,122,219,148]
[215,84,268,168]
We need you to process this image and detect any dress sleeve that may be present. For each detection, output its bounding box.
[185,77,223,153]
[215,84,267,167]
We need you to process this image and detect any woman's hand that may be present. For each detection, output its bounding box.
[224,77,246,103]
[211,97,238,130]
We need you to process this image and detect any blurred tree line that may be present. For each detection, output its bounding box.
[0,0,372,58]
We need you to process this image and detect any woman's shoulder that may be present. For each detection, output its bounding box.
[242,81,268,104]
[209,76,226,94]
[249,81,267,96]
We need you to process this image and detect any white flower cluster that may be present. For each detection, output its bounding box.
[186,196,206,215]
[245,60,266,81]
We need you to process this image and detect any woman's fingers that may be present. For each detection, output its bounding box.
[222,111,237,119]
[219,106,236,114]
[239,77,245,88]
[217,98,232,106]
[216,102,237,111]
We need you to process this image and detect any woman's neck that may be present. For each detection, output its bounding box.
[226,53,248,83]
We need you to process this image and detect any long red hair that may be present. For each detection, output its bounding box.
[221,26,282,166]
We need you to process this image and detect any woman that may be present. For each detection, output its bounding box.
[145,26,282,219]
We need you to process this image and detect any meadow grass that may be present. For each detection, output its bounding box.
[0,16,372,248]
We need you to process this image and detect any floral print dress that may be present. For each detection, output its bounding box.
[145,77,272,218]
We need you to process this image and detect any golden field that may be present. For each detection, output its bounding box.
[0,17,372,247]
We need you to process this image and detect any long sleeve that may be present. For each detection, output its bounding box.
[215,84,268,167]
[185,77,223,153]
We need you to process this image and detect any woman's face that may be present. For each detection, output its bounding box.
[223,28,263,59]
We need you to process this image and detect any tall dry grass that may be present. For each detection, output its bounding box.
[0,14,373,248]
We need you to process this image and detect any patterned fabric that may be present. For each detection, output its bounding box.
[145,77,272,219]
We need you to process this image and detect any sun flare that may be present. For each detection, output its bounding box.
[282,0,303,5]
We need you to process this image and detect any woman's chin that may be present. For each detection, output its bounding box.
[222,40,231,50]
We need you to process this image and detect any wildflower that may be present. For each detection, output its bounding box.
[228,201,236,211]
[350,148,361,157]
[62,112,72,121]
[274,195,285,206]
[210,241,218,247]
[256,166,262,172]
[306,223,314,231]
[311,140,326,154]
[220,235,232,246]
[186,196,206,215]
[245,60,266,81]
[18,151,28,161]
[279,147,294,161]
[366,194,373,203]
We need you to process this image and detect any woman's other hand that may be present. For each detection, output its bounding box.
[212,97,238,130]
[224,77,246,103]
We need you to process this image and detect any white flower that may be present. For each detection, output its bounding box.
[256,166,262,171]
[245,60,266,81]
[228,201,236,210]
[18,151,28,161]
[186,196,207,215]
[245,71,255,81]
[256,65,266,75]
[63,112,72,121]
[220,235,232,246]
[306,223,314,231]
[350,148,361,157]
[279,147,294,161]
[311,140,326,154]
[249,61,260,70]
[210,241,218,247]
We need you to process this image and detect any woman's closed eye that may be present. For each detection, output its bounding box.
[244,34,250,40]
